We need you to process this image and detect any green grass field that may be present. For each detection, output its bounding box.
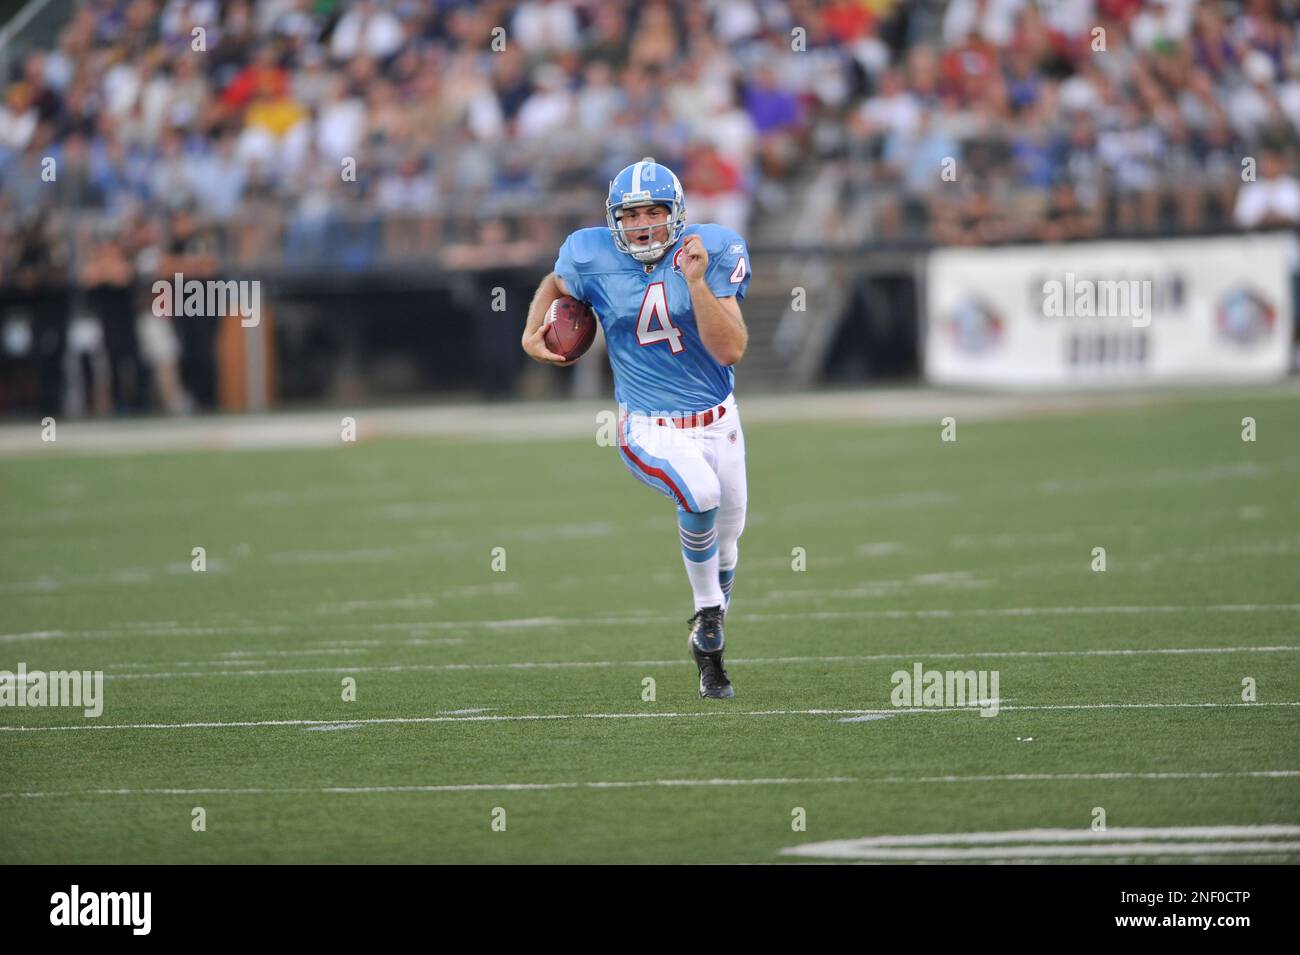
[2,388,1298,863]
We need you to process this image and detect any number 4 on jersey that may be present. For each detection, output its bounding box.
[635,282,684,354]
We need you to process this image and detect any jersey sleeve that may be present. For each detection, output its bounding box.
[553,232,589,303]
[704,231,752,301]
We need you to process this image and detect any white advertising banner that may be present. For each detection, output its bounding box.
[924,234,1296,389]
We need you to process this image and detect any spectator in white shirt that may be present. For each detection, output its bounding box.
[942,0,1026,48]
[1234,150,1300,229]
[511,0,580,55]
[315,76,366,162]
[330,0,404,62]
[853,69,920,143]
[0,83,38,152]
[515,64,572,140]
[1227,51,1288,140]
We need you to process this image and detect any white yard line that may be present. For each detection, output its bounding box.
[0,777,859,798]
[1,701,1297,732]
[5,603,1300,643]
[743,604,1300,621]
[2,773,1296,800]
[786,825,1300,847]
[81,643,1300,681]
[302,723,363,732]
[877,770,1300,783]
[780,841,1300,861]
[219,648,369,659]
[781,824,1300,860]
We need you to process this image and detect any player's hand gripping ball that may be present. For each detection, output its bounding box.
[543,296,597,362]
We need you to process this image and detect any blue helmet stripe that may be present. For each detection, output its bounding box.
[606,161,687,262]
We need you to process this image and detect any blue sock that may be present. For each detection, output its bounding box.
[719,567,736,609]
[678,508,723,610]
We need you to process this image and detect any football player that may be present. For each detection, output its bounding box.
[521,160,751,699]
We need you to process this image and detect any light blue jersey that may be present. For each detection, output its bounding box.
[554,223,751,416]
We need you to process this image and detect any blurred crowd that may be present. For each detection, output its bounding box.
[1,0,1298,416]
[846,0,1300,244]
[1,1,1296,257]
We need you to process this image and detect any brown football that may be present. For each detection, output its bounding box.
[543,296,597,362]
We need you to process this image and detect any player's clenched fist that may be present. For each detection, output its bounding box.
[680,234,708,284]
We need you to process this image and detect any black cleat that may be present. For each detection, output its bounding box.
[688,605,733,699]
[689,604,725,653]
